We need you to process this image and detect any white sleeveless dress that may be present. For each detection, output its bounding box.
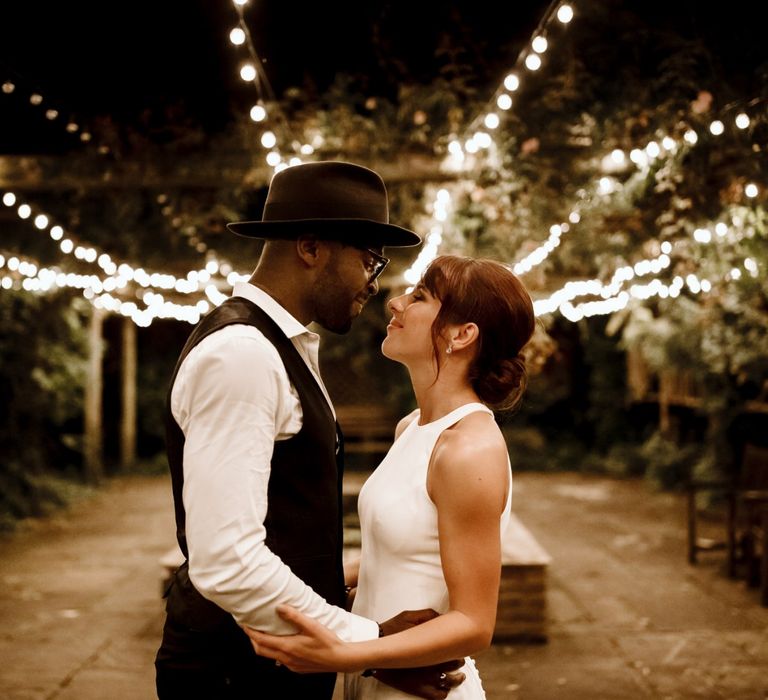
[344,403,512,700]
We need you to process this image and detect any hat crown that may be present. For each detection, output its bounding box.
[263,161,389,223]
[225,160,421,247]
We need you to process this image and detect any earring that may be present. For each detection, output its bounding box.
[446,346,453,355]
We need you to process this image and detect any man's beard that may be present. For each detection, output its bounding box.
[312,264,362,334]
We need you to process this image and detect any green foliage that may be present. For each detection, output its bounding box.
[503,424,589,473]
[0,463,94,531]
[0,290,88,447]
[639,431,704,490]
[0,290,90,525]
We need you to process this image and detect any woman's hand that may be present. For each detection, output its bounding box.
[244,605,350,673]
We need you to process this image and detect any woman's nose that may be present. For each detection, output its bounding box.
[387,294,404,313]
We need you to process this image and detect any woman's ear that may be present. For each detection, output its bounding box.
[448,322,479,353]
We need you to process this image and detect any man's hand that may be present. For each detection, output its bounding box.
[373,608,466,699]
[379,608,441,636]
[369,661,466,700]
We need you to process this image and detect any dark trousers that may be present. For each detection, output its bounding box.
[155,614,336,700]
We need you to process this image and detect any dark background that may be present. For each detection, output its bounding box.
[2,1,767,154]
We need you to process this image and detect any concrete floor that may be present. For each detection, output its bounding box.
[0,471,766,699]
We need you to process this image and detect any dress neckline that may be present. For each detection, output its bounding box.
[414,401,492,429]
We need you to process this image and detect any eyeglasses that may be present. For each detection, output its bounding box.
[357,247,390,282]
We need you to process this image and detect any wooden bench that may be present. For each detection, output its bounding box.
[336,404,398,457]
[494,513,551,642]
[161,508,552,638]
[343,512,550,643]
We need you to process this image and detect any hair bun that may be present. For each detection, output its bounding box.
[473,353,528,411]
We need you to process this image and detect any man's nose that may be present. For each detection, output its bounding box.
[367,277,380,295]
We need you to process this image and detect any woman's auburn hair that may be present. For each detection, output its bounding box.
[422,255,536,411]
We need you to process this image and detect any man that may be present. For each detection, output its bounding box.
[155,161,463,698]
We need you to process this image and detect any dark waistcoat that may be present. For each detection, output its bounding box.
[157,296,345,696]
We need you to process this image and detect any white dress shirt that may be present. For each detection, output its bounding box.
[172,281,378,640]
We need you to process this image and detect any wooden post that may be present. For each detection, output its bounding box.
[120,315,137,470]
[84,305,104,483]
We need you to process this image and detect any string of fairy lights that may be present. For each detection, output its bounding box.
[402,0,763,315]
[535,203,762,322]
[227,0,314,172]
[440,1,574,174]
[4,0,578,323]
[1,118,762,332]
[0,77,109,155]
[402,0,755,284]
[0,189,252,325]
[403,1,576,286]
[524,99,764,320]
[1,0,764,330]
[2,112,761,330]
[0,0,325,325]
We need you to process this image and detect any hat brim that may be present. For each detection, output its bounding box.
[226,218,421,248]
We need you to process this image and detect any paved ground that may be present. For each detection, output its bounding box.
[0,471,766,699]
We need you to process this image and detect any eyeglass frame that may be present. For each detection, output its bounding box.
[353,246,390,282]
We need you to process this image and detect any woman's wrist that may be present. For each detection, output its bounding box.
[360,622,384,676]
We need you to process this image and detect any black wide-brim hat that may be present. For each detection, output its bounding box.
[227,161,421,247]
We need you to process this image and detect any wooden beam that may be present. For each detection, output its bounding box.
[0,152,459,192]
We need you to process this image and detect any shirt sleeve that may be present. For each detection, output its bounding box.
[174,329,379,641]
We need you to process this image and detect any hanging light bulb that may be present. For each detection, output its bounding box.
[709,120,724,136]
[531,36,548,54]
[240,63,257,82]
[525,54,542,71]
[249,104,266,122]
[557,4,574,23]
[261,131,277,148]
[503,74,520,91]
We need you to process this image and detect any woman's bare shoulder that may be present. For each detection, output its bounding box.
[429,414,509,510]
[435,412,508,473]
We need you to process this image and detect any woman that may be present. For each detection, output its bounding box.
[246,255,535,699]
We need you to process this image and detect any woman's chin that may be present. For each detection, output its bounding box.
[380,338,397,361]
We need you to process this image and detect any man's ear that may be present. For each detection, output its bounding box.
[295,235,331,271]
[448,322,480,353]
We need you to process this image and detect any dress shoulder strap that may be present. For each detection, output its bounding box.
[418,402,493,432]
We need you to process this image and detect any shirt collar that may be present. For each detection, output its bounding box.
[232,281,311,340]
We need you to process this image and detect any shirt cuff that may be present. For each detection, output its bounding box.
[342,613,381,642]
